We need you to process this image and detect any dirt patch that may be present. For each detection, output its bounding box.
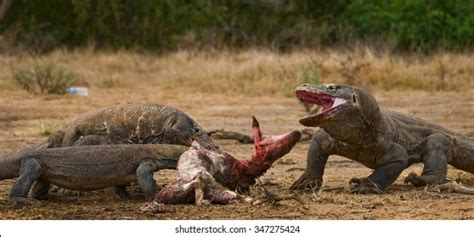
[0,88,473,219]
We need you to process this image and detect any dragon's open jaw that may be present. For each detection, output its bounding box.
[296,90,348,125]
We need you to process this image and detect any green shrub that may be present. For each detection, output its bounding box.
[342,0,474,52]
[12,63,76,95]
[1,0,472,53]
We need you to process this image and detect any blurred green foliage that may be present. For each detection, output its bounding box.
[343,0,474,52]
[1,0,472,53]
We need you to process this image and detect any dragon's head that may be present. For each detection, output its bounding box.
[296,84,380,127]
[171,113,219,150]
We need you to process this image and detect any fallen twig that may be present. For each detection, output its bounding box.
[207,128,314,144]
[207,129,253,144]
[426,181,474,195]
[253,178,305,206]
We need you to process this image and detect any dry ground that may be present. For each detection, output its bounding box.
[0,50,473,219]
[0,87,473,220]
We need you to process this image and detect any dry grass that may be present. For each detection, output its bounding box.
[0,51,473,219]
[1,48,473,96]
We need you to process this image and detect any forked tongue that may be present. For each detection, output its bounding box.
[243,116,301,179]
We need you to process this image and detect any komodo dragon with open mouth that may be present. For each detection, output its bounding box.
[290,84,473,194]
[1,103,218,199]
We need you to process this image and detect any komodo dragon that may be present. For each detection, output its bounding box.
[43,103,217,149]
[1,103,218,199]
[290,84,474,194]
[0,144,188,205]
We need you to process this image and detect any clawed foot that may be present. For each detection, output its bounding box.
[140,201,167,213]
[115,187,132,200]
[31,191,51,200]
[9,197,41,207]
[349,177,383,194]
[404,172,428,187]
[290,172,322,192]
[115,188,143,200]
[50,186,85,197]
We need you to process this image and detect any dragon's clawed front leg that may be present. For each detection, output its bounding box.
[349,177,383,194]
[290,171,322,192]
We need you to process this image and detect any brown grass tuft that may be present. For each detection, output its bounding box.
[1,49,473,96]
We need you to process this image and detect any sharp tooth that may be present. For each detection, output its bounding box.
[332,98,347,108]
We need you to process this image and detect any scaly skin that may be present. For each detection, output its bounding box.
[1,103,218,199]
[0,144,188,205]
[45,103,217,149]
[290,84,474,194]
[154,117,301,205]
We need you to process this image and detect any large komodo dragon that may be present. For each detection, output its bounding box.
[1,103,218,199]
[43,103,217,149]
[290,84,473,194]
[0,144,188,205]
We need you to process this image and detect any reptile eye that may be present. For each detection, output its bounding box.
[352,94,357,103]
[327,85,336,91]
[193,127,201,133]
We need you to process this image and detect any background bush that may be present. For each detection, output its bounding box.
[1,0,472,53]
[12,63,76,94]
